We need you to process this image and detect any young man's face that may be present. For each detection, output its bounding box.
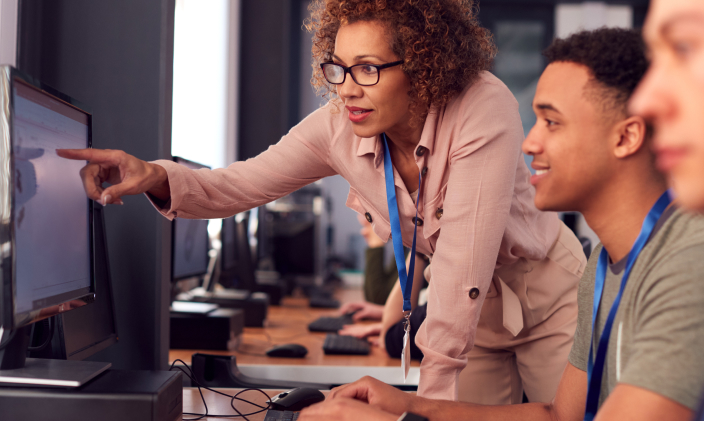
[522,62,615,212]
[630,0,704,211]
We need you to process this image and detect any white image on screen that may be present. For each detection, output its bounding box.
[13,92,90,314]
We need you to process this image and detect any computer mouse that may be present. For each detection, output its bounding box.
[265,343,308,358]
[269,387,325,411]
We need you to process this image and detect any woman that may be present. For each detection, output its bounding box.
[60,0,585,401]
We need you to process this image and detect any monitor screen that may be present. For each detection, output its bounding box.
[28,204,118,361]
[172,218,210,280]
[11,78,92,325]
[219,213,256,291]
[171,157,210,281]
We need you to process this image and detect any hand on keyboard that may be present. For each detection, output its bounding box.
[338,322,382,339]
[338,301,384,321]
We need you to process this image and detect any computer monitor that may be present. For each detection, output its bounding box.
[28,204,118,361]
[0,66,110,386]
[219,213,256,291]
[171,157,211,282]
[248,207,259,266]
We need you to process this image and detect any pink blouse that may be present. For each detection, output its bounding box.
[151,71,562,399]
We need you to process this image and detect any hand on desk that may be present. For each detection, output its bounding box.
[326,376,420,417]
[339,301,384,321]
[298,397,398,421]
[338,323,382,341]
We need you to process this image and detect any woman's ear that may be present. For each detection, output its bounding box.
[613,115,648,159]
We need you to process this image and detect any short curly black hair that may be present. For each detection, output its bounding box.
[543,27,648,115]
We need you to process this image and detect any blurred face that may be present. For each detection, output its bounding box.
[630,0,704,210]
[522,62,615,212]
[333,20,414,139]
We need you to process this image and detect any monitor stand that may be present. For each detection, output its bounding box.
[0,358,111,387]
[0,325,110,387]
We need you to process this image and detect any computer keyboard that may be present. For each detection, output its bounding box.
[308,295,340,309]
[264,409,299,421]
[308,313,355,332]
[322,334,371,355]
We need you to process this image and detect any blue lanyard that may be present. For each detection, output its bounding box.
[382,133,422,312]
[584,191,672,420]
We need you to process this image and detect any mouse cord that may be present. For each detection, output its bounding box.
[234,344,268,357]
[169,359,272,420]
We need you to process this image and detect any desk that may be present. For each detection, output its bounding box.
[183,388,333,421]
[169,288,421,368]
[182,387,288,421]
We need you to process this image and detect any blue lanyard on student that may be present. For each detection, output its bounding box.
[584,191,671,421]
[382,133,421,316]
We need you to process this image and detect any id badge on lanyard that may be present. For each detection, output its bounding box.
[584,190,671,420]
[382,133,422,381]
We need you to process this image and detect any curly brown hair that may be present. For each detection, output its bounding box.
[305,0,496,123]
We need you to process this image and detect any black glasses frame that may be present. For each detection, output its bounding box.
[320,60,404,86]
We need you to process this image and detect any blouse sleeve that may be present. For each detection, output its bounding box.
[149,107,338,219]
[415,79,526,399]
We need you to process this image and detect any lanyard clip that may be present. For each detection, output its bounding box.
[403,310,412,333]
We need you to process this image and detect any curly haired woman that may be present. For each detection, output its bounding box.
[59,0,585,402]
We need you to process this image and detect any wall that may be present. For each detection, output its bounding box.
[17,0,175,370]
[238,0,302,161]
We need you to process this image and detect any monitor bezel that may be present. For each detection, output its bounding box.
[0,66,95,332]
[170,156,211,281]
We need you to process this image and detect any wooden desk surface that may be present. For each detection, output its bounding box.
[183,387,311,421]
[170,288,420,368]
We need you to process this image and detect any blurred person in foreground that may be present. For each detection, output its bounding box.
[300,27,704,421]
[630,2,704,418]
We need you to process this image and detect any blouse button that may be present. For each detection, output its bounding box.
[412,217,424,226]
[365,212,373,223]
[421,167,428,176]
[435,208,443,219]
[416,146,426,157]
[469,288,480,299]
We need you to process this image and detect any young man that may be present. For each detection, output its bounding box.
[299,28,704,421]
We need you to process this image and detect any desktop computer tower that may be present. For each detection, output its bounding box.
[191,290,269,327]
[0,370,183,421]
[170,306,244,350]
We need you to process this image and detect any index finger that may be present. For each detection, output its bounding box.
[57,148,121,166]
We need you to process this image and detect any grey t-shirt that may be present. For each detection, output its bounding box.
[569,207,704,411]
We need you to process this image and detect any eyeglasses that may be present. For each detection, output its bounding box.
[320,60,403,86]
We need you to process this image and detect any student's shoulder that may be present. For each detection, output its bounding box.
[640,208,704,289]
[577,243,602,297]
[654,207,704,256]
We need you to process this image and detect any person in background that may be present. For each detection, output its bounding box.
[300,27,704,421]
[337,214,410,322]
[338,245,428,361]
[359,213,405,306]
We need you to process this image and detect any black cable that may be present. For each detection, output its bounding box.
[28,317,54,352]
[168,359,272,421]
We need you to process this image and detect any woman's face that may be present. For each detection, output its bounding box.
[630,0,704,211]
[333,20,414,139]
